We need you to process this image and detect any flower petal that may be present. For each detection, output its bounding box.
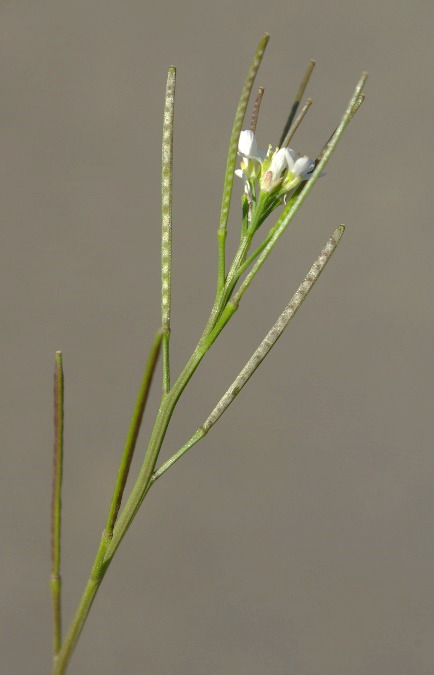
[238,130,258,158]
[284,148,296,172]
[269,148,288,177]
[294,156,312,178]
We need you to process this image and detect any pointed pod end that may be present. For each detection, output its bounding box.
[260,33,271,48]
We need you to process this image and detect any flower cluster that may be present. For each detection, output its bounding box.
[235,129,314,230]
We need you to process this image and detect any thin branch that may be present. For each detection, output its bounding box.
[51,351,64,655]
[278,59,315,148]
[152,225,344,483]
[152,428,206,483]
[161,67,176,394]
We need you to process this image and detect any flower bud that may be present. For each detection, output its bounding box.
[238,130,258,159]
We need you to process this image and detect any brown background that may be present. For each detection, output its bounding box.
[2,1,434,673]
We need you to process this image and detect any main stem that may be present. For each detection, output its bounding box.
[105,231,253,563]
[52,233,253,675]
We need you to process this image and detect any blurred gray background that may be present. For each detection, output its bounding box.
[2,1,433,673]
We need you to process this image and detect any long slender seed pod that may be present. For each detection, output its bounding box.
[161,67,176,394]
[152,226,345,482]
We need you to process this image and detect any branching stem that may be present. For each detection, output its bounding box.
[151,225,345,482]
[51,41,366,672]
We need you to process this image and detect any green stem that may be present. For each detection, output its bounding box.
[52,533,110,675]
[235,220,280,281]
[151,225,345,483]
[104,233,252,565]
[213,233,253,325]
[104,353,203,562]
[151,428,207,483]
[51,351,64,656]
[52,231,250,673]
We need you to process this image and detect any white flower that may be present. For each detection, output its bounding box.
[234,168,253,199]
[261,147,290,192]
[285,149,313,180]
[235,130,315,203]
[269,148,289,176]
[238,130,259,159]
[235,130,262,182]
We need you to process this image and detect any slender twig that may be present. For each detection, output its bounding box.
[282,98,312,148]
[217,33,270,293]
[250,86,265,132]
[51,351,64,656]
[233,72,367,306]
[104,329,163,536]
[234,225,277,279]
[161,67,176,395]
[152,225,344,482]
[279,59,315,148]
[152,429,205,483]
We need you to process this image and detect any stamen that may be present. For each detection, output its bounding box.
[250,86,265,132]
